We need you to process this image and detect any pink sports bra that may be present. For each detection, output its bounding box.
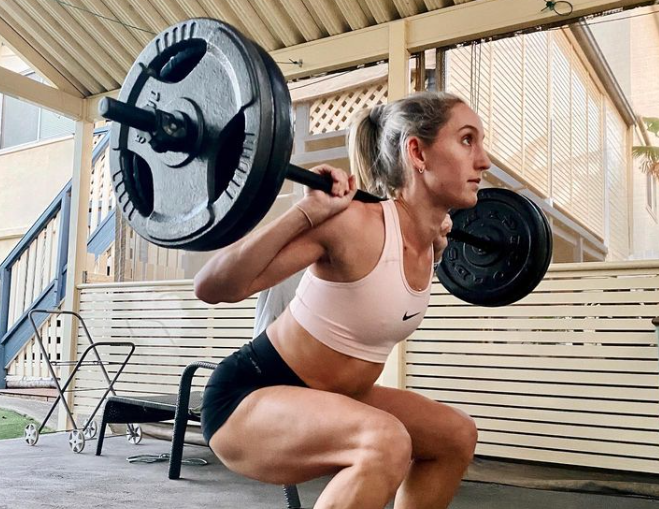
[289,200,432,363]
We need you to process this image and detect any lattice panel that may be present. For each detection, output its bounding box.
[309,81,388,134]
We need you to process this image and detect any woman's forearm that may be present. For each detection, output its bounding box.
[194,205,312,303]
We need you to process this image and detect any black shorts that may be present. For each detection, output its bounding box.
[201,330,308,443]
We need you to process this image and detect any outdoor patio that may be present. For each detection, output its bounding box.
[2,395,659,509]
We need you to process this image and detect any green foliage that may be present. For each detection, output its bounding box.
[632,117,659,178]
[643,117,659,137]
[0,408,53,440]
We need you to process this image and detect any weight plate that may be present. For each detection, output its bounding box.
[436,188,551,307]
[523,196,553,299]
[25,423,39,446]
[211,42,295,249]
[110,18,275,250]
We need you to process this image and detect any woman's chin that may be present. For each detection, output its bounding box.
[455,193,478,210]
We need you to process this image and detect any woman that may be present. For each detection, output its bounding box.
[194,91,491,509]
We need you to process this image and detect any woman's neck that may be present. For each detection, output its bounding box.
[393,193,448,250]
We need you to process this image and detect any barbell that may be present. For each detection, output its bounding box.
[100,18,552,307]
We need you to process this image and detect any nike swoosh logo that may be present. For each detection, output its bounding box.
[403,311,421,321]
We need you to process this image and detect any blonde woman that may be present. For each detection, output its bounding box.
[194,91,491,509]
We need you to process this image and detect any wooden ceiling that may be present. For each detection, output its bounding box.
[0,0,460,97]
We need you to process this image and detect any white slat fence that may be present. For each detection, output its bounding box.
[72,261,659,474]
[408,260,659,474]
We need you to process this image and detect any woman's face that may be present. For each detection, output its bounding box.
[419,103,491,209]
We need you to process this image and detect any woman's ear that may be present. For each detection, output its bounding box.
[406,136,427,171]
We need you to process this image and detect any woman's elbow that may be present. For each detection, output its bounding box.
[193,275,217,304]
[193,274,244,304]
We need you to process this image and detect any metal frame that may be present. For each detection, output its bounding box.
[25,308,135,450]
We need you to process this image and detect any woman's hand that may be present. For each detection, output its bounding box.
[296,164,357,227]
[433,213,453,262]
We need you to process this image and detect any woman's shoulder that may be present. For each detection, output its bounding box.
[317,200,387,274]
[318,200,386,251]
[336,199,385,229]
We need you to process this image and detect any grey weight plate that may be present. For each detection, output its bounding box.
[110,18,275,250]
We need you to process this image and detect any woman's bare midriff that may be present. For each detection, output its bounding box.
[267,307,384,398]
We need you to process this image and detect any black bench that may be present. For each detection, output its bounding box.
[96,361,303,508]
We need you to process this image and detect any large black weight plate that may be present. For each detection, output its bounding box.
[212,41,295,249]
[436,188,551,307]
[110,18,275,250]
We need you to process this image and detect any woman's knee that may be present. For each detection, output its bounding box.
[446,410,479,464]
[357,414,412,484]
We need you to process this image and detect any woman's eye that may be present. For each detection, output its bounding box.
[462,135,472,146]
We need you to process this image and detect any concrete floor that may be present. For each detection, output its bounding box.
[1,394,658,509]
[1,431,658,509]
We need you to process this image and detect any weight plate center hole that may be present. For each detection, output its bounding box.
[211,111,247,203]
[465,227,504,267]
[157,40,207,83]
[122,152,154,216]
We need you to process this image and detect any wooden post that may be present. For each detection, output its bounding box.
[435,48,447,91]
[414,51,426,92]
[380,20,410,391]
[57,119,94,430]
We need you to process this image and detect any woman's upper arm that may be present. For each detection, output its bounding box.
[243,226,327,297]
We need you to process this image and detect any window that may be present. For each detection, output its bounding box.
[0,71,75,149]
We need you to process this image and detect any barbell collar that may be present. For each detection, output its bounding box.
[99,97,195,153]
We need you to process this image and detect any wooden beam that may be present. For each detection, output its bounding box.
[0,16,83,97]
[57,120,94,431]
[381,19,409,392]
[273,24,389,80]
[273,0,653,80]
[0,66,84,119]
[407,0,656,52]
[388,20,410,100]
[87,0,654,117]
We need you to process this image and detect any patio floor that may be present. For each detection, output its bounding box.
[1,431,658,509]
[1,395,659,509]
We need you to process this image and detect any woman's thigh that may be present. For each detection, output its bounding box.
[357,385,477,460]
[209,385,411,485]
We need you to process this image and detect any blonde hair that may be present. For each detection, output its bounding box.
[347,91,465,198]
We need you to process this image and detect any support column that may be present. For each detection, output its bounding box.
[57,119,94,430]
[380,20,410,391]
[435,48,448,92]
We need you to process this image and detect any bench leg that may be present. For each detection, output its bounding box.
[95,410,109,456]
[283,484,302,508]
